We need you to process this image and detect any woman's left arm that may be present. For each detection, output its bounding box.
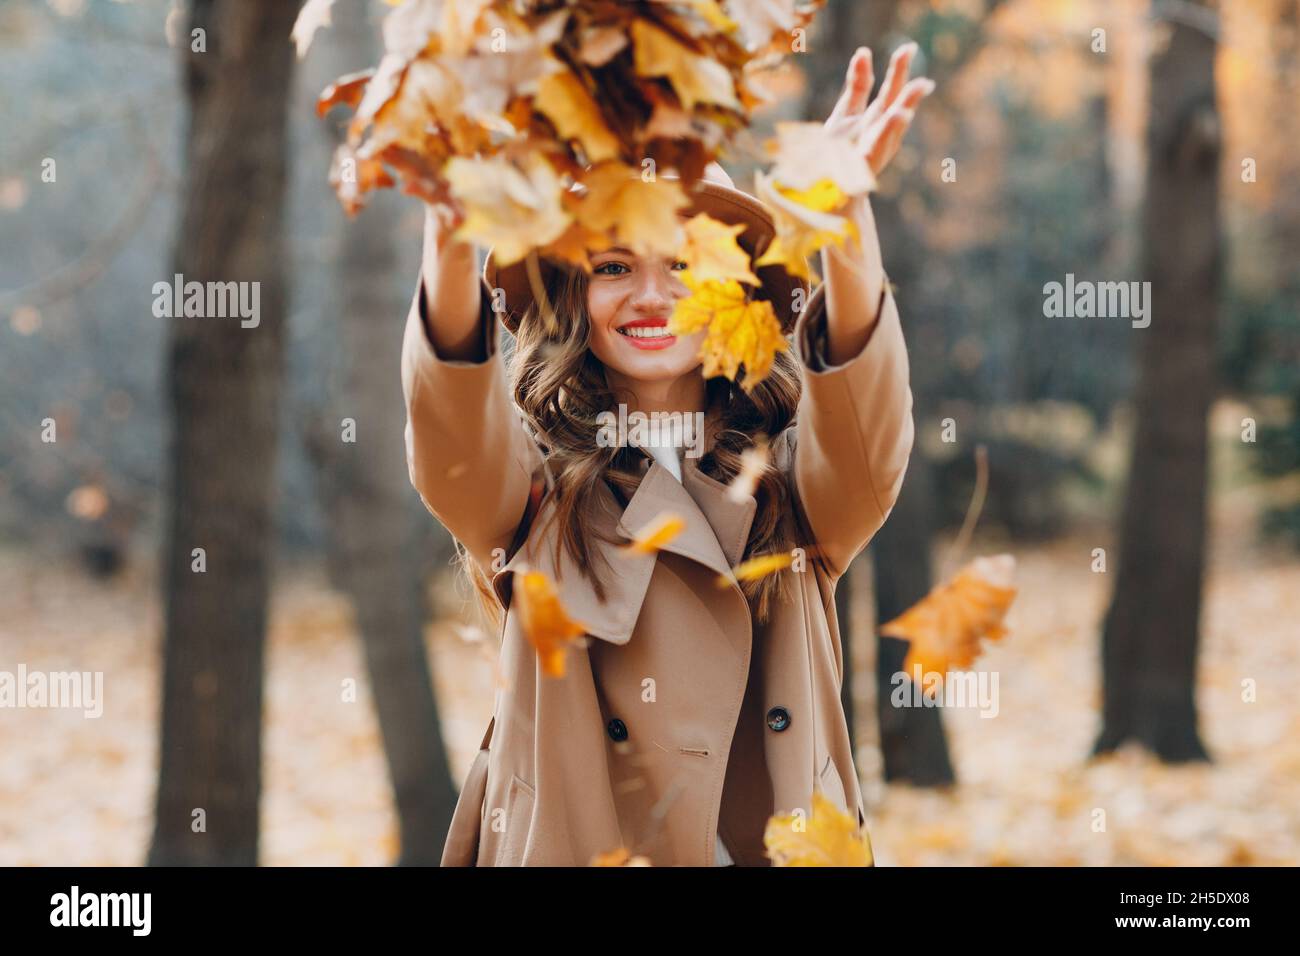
[790,44,933,579]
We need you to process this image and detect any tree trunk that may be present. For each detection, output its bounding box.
[1094,3,1219,763]
[872,456,954,784]
[150,0,298,865]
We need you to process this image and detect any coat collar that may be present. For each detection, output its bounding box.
[492,448,758,646]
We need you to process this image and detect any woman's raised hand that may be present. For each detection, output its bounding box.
[822,43,934,179]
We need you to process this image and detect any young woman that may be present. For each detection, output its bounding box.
[403,45,931,866]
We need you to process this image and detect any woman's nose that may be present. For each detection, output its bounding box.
[630,264,683,311]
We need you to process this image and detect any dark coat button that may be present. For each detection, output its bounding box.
[607,718,628,742]
[766,706,791,732]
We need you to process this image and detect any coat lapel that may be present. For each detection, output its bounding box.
[492,450,758,646]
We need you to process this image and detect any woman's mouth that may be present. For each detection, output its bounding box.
[617,319,677,350]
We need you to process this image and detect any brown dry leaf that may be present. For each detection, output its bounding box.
[621,512,686,555]
[764,790,873,867]
[514,570,588,679]
[316,68,374,118]
[669,269,787,390]
[879,554,1018,677]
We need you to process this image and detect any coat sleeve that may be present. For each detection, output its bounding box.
[400,265,546,574]
[788,278,914,580]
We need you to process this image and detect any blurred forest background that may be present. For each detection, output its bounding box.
[1,0,1298,866]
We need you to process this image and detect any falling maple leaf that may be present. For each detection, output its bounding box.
[513,569,589,679]
[880,554,1017,678]
[630,19,741,113]
[621,513,685,555]
[535,69,622,164]
[444,152,572,267]
[670,269,788,391]
[765,120,876,196]
[575,162,690,260]
[764,790,873,867]
[753,171,858,282]
[717,551,793,588]
[679,213,760,286]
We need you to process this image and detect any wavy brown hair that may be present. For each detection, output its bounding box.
[458,262,803,632]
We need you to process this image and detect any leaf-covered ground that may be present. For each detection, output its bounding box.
[2,523,1296,866]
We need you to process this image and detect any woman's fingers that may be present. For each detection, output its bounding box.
[828,46,874,123]
[861,42,918,130]
[858,75,932,147]
[866,106,918,174]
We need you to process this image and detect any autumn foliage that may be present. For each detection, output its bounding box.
[296,0,885,393]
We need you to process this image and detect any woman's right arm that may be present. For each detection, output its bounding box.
[400,206,546,573]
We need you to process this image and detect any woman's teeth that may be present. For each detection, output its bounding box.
[619,326,672,338]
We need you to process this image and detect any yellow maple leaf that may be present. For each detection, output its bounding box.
[717,551,793,587]
[670,269,788,391]
[679,213,759,286]
[764,790,874,867]
[514,570,589,679]
[753,172,857,282]
[880,555,1017,678]
[577,162,689,259]
[535,68,621,164]
[630,19,741,112]
[621,512,686,555]
[445,153,572,266]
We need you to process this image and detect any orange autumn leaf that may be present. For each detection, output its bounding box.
[621,512,685,555]
[575,161,690,259]
[535,68,621,164]
[879,555,1017,677]
[514,570,589,678]
[316,68,374,118]
[764,790,873,867]
[630,19,741,113]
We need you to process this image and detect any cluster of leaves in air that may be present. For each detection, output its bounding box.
[297,0,881,392]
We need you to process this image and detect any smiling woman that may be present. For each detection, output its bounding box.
[401,43,928,867]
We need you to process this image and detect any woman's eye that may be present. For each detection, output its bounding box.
[595,262,629,276]
[671,260,688,271]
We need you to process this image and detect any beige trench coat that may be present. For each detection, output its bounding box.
[401,266,914,867]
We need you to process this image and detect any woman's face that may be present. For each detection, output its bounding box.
[585,246,706,386]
